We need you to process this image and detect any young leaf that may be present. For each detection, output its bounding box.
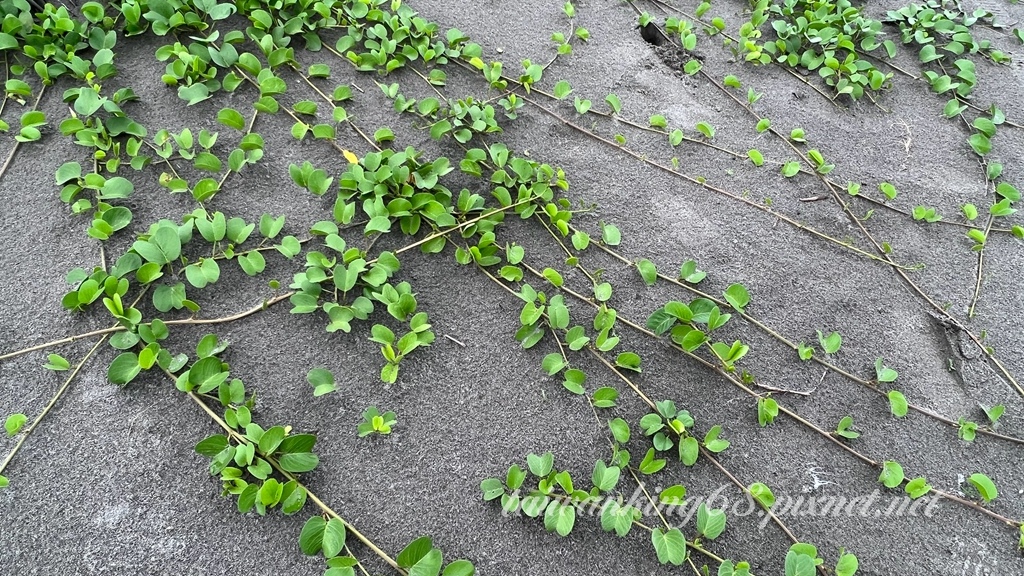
[817,330,841,354]
[879,460,904,488]
[553,80,572,100]
[4,413,27,437]
[605,93,621,114]
[982,404,1005,426]
[968,473,998,503]
[835,416,860,439]
[43,353,70,371]
[757,397,778,427]
[639,447,666,474]
[637,259,657,286]
[887,390,909,417]
[874,358,898,382]
[748,482,775,508]
[679,260,706,283]
[723,284,749,312]
[905,477,932,499]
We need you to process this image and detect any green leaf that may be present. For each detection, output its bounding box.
[651,527,686,565]
[639,447,666,474]
[615,352,641,372]
[609,418,630,443]
[905,477,932,499]
[480,478,504,501]
[409,549,443,576]
[636,259,657,285]
[600,500,635,536]
[679,436,698,466]
[527,452,554,477]
[541,353,566,376]
[968,473,998,502]
[195,435,228,458]
[592,460,621,492]
[888,390,908,417]
[758,397,778,427]
[592,386,618,408]
[605,93,621,114]
[43,353,70,371]
[107,352,141,385]
[56,162,82,185]
[969,133,991,156]
[553,80,572,99]
[835,416,860,439]
[188,357,228,393]
[278,452,319,473]
[559,364,592,397]
[817,330,841,354]
[679,260,706,283]
[133,226,181,265]
[785,551,817,576]
[258,426,286,455]
[703,424,730,452]
[601,222,621,246]
[442,560,475,576]
[748,482,775,508]
[322,517,347,559]
[982,404,1005,426]
[4,413,27,437]
[996,182,1020,202]
[696,503,726,539]
[307,368,337,397]
[299,516,326,555]
[874,358,898,382]
[397,536,434,568]
[217,108,246,130]
[747,149,764,166]
[544,500,576,536]
[659,485,687,506]
[835,552,858,576]
[879,460,904,488]
[696,122,715,138]
[723,284,750,312]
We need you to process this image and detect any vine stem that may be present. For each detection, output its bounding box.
[967,213,995,318]
[0,291,294,361]
[0,84,45,184]
[0,334,107,476]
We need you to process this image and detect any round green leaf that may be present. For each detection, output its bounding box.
[107,352,141,385]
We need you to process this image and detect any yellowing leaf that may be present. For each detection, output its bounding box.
[342,150,359,164]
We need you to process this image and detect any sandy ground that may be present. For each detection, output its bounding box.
[2,0,1024,574]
